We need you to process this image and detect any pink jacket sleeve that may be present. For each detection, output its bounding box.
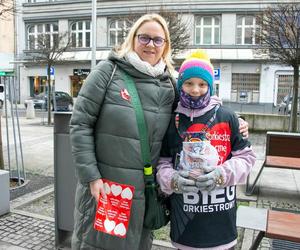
[156,157,177,195]
[220,146,256,187]
[156,146,255,193]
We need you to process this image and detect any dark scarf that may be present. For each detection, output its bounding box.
[180,90,211,109]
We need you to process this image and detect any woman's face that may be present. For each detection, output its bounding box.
[133,21,166,66]
[182,78,209,99]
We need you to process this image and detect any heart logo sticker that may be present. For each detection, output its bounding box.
[114,223,126,236]
[104,219,116,233]
[120,89,131,102]
[121,187,133,200]
[111,184,122,196]
[104,182,111,195]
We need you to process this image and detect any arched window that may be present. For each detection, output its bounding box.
[195,16,220,45]
[27,23,58,50]
[70,21,91,48]
[108,20,129,46]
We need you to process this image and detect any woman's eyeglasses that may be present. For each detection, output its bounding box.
[137,34,166,47]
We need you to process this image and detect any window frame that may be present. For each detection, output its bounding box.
[70,20,91,48]
[108,19,130,46]
[236,15,257,45]
[194,15,221,45]
[27,23,59,50]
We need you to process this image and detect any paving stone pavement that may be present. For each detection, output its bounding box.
[0,213,54,250]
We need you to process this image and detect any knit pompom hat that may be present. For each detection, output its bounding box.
[177,49,214,95]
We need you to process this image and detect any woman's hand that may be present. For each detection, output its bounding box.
[238,117,249,139]
[89,178,107,202]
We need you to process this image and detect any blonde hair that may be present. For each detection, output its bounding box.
[116,13,174,72]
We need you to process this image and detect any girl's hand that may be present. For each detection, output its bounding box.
[89,178,107,202]
[194,165,224,192]
[238,117,249,139]
[171,171,198,193]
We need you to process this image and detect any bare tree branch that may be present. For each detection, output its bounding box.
[157,8,190,57]
[26,32,72,125]
[117,9,190,58]
[255,2,300,131]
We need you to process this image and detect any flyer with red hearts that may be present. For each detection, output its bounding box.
[93,179,135,238]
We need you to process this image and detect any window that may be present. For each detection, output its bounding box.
[70,21,91,48]
[29,76,47,96]
[236,16,258,45]
[109,20,130,46]
[231,73,260,103]
[27,23,58,50]
[277,75,294,104]
[195,16,220,45]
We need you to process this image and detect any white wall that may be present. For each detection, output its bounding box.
[219,63,232,101]
[232,63,260,73]
[0,54,14,71]
[97,17,107,47]
[260,65,293,104]
[59,19,69,46]
[221,14,236,45]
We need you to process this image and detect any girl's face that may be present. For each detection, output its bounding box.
[133,21,166,66]
[182,78,209,99]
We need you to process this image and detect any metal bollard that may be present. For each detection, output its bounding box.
[26,100,35,119]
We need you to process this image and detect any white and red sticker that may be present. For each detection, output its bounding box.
[94,179,135,238]
[120,89,131,102]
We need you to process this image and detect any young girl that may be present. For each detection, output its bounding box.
[156,50,256,250]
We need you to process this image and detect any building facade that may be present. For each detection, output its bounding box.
[16,0,299,109]
[0,0,15,76]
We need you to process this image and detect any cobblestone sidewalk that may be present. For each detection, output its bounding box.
[0,213,54,250]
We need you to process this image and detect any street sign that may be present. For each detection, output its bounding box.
[73,69,90,76]
[50,67,55,75]
[214,68,220,80]
[0,71,14,76]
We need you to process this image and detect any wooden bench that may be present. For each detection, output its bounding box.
[237,206,300,250]
[246,131,300,195]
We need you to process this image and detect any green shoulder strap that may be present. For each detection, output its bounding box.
[121,70,152,176]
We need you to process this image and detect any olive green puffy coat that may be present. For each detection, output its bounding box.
[70,52,175,250]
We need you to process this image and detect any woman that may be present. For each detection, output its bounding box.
[70,13,248,250]
[70,13,175,250]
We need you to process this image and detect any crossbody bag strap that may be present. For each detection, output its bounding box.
[107,63,117,88]
[201,104,220,132]
[121,70,153,177]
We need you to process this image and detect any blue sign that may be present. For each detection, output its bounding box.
[50,67,55,75]
[214,68,220,80]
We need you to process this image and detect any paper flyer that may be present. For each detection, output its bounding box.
[93,179,135,238]
[179,132,219,171]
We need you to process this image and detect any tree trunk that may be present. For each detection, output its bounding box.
[291,65,299,132]
[47,65,51,125]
